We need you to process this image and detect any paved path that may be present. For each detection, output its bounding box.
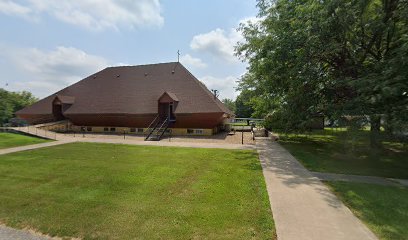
[0,225,53,240]
[5,127,254,151]
[0,140,75,155]
[311,172,408,187]
[78,138,254,150]
[256,138,378,240]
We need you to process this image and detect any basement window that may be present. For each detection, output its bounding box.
[195,129,204,134]
[110,127,116,132]
[137,128,144,133]
[104,127,109,132]
[80,126,86,132]
[130,128,136,133]
[87,127,92,132]
[187,129,194,134]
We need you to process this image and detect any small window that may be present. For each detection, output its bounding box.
[187,129,194,134]
[195,129,204,134]
[137,128,144,133]
[87,127,92,132]
[104,127,109,132]
[130,128,136,133]
[110,127,116,132]
[80,126,86,131]
[165,129,172,133]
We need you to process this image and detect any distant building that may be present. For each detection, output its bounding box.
[16,62,233,137]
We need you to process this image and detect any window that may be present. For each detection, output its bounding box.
[187,129,194,134]
[87,127,92,132]
[80,126,86,132]
[138,128,144,133]
[195,129,204,134]
[110,127,116,132]
[130,128,136,133]
[165,129,172,133]
[104,127,109,132]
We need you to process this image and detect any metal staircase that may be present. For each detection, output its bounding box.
[144,116,170,141]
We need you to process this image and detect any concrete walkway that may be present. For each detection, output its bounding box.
[78,137,254,150]
[0,140,75,155]
[311,172,408,187]
[256,138,378,240]
[0,225,53,240]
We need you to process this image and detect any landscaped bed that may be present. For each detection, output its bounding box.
[327,182,408,240]
[278,129,408,178]
[0,132,50,149]
[0,142,275,239]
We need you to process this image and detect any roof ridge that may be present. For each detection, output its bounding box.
[107,61,178,69]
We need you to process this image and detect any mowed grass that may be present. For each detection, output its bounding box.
[327,182,408,240]
[0,132,50,149]
[0,142,274,240]
[278,129,408,178]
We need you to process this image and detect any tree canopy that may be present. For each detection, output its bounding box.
[0,88,38,126]
[236,0,408,136]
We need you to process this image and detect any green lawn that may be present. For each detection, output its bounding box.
[278,129,408,178]
[327,182,408,240]
[0,132,50,149]
[0,142,275,240]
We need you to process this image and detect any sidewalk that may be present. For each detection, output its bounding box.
[78,137,254,150]
[0,140,75,155]
[256,139,378,240]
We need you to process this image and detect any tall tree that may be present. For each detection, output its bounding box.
[236,0,408,144]
[0,88,38,126]
[235,90,255,118]
[222,98,236,113]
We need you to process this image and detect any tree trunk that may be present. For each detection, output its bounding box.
[370,115,382,148]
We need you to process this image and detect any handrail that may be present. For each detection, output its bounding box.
[146,115,159,132]
[145,116,168,141]
[156,117,168,134]
[157,120,170,140]
[144,115,159,139]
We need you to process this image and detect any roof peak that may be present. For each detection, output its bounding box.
[106,61,181,69]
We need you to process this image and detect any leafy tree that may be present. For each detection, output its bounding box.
[235,90,255,118]
[0,88,38,126]
[222,98,236,113]
[236,0,408,146]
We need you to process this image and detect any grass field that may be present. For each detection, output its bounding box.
[0,142,274,240]
[278,129,408,178]
[328,182,408,240]
[0,132,50,149]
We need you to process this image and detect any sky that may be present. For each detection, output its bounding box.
[0,0,258,100]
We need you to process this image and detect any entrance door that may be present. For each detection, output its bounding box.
[158,103,169,119]
[158,102,176,121]
[52,103,65,121]
[169,103,175,121]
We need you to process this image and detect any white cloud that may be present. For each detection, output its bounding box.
[3,46,109,96]
[0,0,163,31]
[190,28,242,63]
[180,54,206,69]
[0,0,32,18]
[200,75,239,100]
[189,16,262,63]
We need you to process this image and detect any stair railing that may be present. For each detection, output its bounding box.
[144,115,159,139]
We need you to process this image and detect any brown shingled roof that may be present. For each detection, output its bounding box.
[16,62,232,116]
[55,95,75,104]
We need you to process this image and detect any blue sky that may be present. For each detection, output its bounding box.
[0,0,258,100]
